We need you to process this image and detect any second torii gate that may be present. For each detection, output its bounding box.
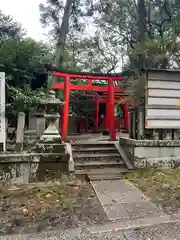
[51,70,128,140]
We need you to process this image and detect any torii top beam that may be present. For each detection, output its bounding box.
[51,71,124,93]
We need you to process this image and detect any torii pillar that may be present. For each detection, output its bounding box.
[61,76,70,139]
[108,78,116,140]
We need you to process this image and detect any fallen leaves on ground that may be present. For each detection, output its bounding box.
[124,167,180,214]
[0,181,93,219]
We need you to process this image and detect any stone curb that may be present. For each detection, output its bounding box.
[87,215,180,234]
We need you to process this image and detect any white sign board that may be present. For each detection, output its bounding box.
[145,70,180,129]
[0,72,6,151]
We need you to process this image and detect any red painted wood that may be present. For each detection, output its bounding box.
[61,76,70,139]
[88,79,92,90]
[51,71,128,137]
[108,79,116,140]
[52,71,123,80]
[51,82,123,93]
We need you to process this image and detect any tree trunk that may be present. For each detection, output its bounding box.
[137,0,146,42]
[136,0,146,139]
[53,0,73,70]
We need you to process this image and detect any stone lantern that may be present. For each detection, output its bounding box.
[40,90,63,143]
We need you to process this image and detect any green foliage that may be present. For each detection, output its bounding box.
[39,0,86,39]
[0,10,53,114]
[0,10,24,40]
[0,38,53,86]
[115,104,123,117]
[88,0,180,103]
[6,85,46,116]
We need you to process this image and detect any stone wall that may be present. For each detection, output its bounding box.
[0,152,69,184]
[119,137,180,168]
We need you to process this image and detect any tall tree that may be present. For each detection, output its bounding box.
[39,0,84,70]
[0,10,24,40]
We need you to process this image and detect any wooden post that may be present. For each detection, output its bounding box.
[61,76,70,139]
[108,79,116,140]
[124,103,129,132]
[137,107,144,139]
[16,112,25,152]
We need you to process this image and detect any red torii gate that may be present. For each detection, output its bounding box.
[51,71,129,140]
[82,94,129,133]
[71,93,129,133]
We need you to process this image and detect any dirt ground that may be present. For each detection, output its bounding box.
[125,167,180,215]
[0,180,109,235]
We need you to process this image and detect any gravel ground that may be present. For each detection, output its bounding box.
[129,222,180,240]
[0,229,126,240]
[2,223,180,240]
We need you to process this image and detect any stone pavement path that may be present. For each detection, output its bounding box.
[3,179,180,239]
[91,179,163,221]
[89,179,180,239]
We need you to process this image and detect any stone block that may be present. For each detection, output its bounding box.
[0,152,70,184]
[135,147,160,158]
[119,137,180,168]
[16,112,25,152]
[0,142,4,152]
[28,112,37,130]
[36,143,66,153]
[37,117,46,138]
[38,153,69,163]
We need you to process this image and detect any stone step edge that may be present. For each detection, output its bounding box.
[72,147,117,151]
[88,175,123,181]
[73,153,121,158]
[115,142,134,170]
[75,168,127,175]
[87,214,180,235]
[75,160,124,167]
[71,143,115,146]
[71,142,115,144]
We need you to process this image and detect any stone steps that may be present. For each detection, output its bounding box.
[72,142,116,149]
[76,168,126,180]
[87,173,123,181]
[73,153,121,158]
[72,142,132,180]
[74,152,120,157]
[73,147,117,152]
[87,168,126,181]
[75,159,124,170]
